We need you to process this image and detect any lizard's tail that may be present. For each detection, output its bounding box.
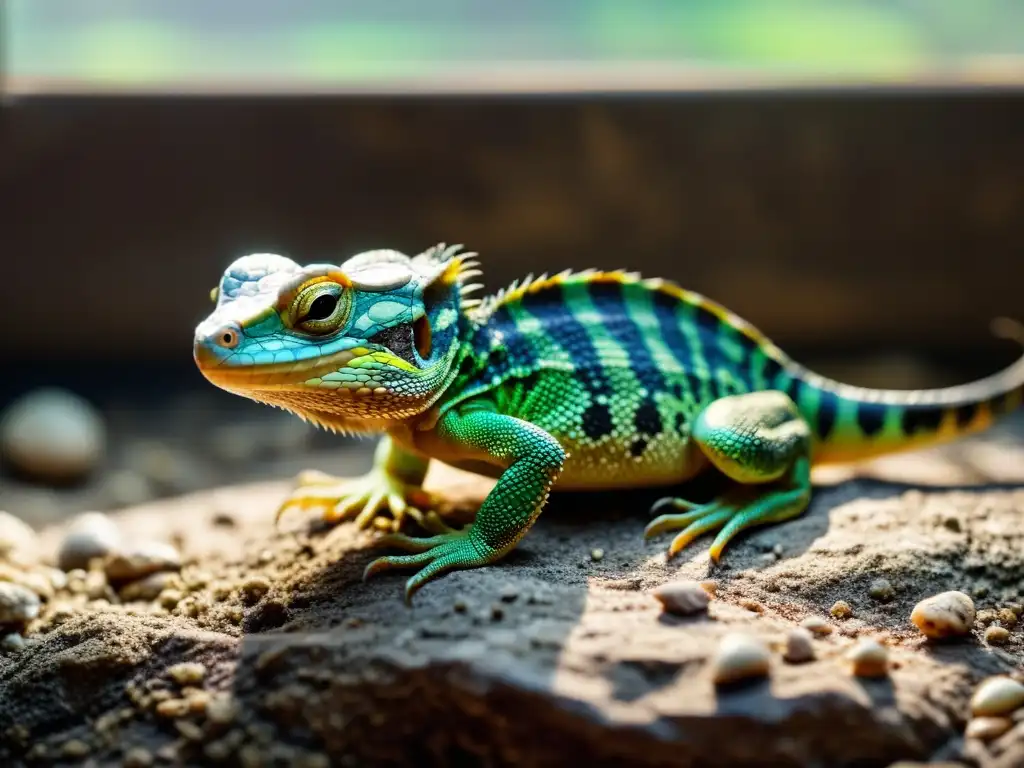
[788,319,1024,465]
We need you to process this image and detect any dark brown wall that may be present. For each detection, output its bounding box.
[2,90,1022,365]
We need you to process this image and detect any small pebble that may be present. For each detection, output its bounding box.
[0,511,39,566]
[830,600,853,619]
[984,626,1011,646]
[123,745,154,768]
[998,608,1018,627]
[498,585,519,603]
[155,698,191,719]
[910,591,975,639]
[239,576,272,605]
[104,541,181,584]
[800,616,833,636]
[711,632,770,685]
[0,388,105,483]
[590,548,604,562]
[739,598,764,614]
[868,579,894,602]
[970,676,1024,717]
[783,628,815,663]
[846,638,889,678]
[158,589,184,610]
[976,609,999,626]
[699,580,718,597]
[1,633,25,652]
[651,580,710,616]
[57,512,122,572]
[119,571,182,602]
[965,716,1012,741]
[167,662,206,686]
[205,694,238,725]
[61,739,90,758]
[0,582,41,625]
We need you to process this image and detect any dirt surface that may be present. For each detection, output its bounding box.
[1,418,1024,767]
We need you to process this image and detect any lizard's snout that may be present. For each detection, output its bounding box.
[193,322,241,368]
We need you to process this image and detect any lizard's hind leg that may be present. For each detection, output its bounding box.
[644,390,812,561]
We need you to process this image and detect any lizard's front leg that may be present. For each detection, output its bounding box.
[645,390,812,560]
[363,407,566,604]
[276,435,438,532]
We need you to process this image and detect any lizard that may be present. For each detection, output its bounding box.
[193,243,1024,604]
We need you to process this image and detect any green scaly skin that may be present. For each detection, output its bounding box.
[194,244,1024,603]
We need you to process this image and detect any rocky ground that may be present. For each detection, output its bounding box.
[0,412,1022,767]
[0,354,1023,768]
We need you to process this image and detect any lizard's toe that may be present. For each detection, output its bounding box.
[364,528,493,604]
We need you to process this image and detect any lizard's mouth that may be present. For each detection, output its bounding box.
[194,346,362,391]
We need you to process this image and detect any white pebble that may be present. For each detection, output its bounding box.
[0,511,39,566]
[970,676,1024,717]
[58,512,122,572]
[0,582,41,625]
[800,616,833,636]
[0,388,105,483]
[652,580,711,616]
[712,633,770,685]
[783,628,815,663]
[846,638,889,678]
[910,591,975,638]
[104,541,182,584]
[0,633,25,652]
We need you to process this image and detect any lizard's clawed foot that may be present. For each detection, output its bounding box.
[363,527,493,605]
[644,484,810,561]
[276,468,443,533]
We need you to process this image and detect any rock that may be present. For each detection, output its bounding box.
[783,628,815,664]
[0,582,41,626]
[800,616,833,636]
[104,541,181,584]
[711,632,770,685]
[2,447,1024,766]
[0,388,105,483]
[1,633,25,652]
[119,571,182,602]
[651,580,710,616]
[0,511,39,566]
[166,662,206,686]
[829,600,853,619]
[984,625,1011,645]
[868,578,895,602]
[910,591,976,639]
[239,576,272,605]
[965,716,1012,741]
[846,638,889,678]
[971,677,1024,717]
[57,512,122,572]
[123,747,153,768]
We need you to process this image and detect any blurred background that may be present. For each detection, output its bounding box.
[2,0,1023,526]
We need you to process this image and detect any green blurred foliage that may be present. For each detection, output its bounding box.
[8,0,1024,82]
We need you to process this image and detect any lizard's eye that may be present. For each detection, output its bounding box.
[290,282,351,335]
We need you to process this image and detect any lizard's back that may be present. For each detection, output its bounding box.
[442,271,787,489]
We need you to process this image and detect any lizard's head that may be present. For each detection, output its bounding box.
[193,244,482,430]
